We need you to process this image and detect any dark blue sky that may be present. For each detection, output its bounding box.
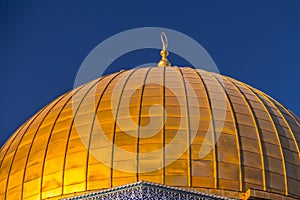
[1,0,300,146]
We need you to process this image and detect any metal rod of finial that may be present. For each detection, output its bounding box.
[158,32,171,67]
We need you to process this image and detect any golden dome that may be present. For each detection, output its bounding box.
[0,67,299,199]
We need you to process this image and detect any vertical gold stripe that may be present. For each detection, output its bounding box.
[4,91,63,199]
[210,73,243,192]
[61,78,107,194]
[21,90,72,199]
[258,91,300,155]
[241,82,288,195]
[136,67,153,181]
[176,67,192,187]
[39,84,87,199]
[0,122,27,169]
[85,72,123,190]
[227,77,266,191]
[162,66,166,184]
[1,104,49,164]
[2,110,43,198]
[0,116,34,168]
[194,69,218,189]
[110,69,138,187]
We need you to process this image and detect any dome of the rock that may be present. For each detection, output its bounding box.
[0,66,299,200]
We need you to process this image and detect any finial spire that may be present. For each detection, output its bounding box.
[158,32,171,67]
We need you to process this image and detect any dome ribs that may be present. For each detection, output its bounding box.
[241,83,288,195]
[3,91,66,199]
[0,120,27,169]
[110,69,139,187]
[226,77,266,191]
[204,72,242,192]
[163,67,191,187]
[38,86,85,199]
[134,67,164,183]
[162,66,166,185]
[85,71,124,191]
[0,109,42,199]
[210,73,243,192]
[175,67,193,187]
[60,77,111,196]
[194,69,218,189]
[136,67,153,182]
[264,96,300,156]
[251,87,300,197]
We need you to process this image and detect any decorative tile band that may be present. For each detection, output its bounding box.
[62,181,234,200]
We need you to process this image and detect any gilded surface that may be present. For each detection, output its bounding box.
[0,67,299,199]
